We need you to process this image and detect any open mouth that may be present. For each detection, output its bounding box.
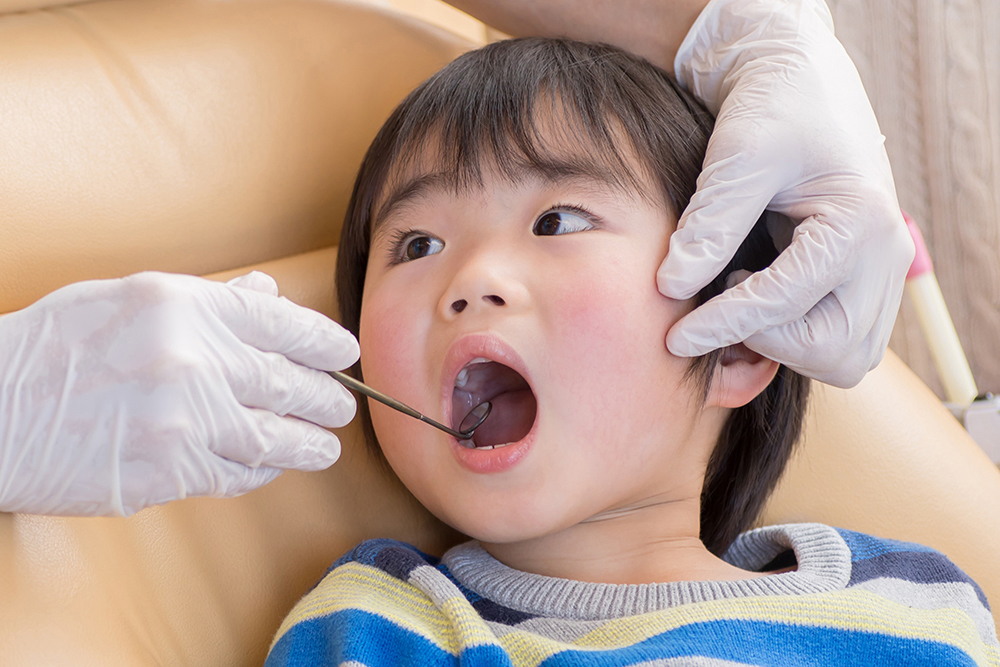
[452,358,537,450]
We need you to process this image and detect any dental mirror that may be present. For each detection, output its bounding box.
[329,370,492,439]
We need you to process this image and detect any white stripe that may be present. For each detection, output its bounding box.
[851,577,999,647]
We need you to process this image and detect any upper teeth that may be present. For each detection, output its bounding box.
[455,358,491,388]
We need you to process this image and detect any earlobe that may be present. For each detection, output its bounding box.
[707,343,780,409]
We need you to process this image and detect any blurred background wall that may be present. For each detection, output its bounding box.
[826,0,1000,401]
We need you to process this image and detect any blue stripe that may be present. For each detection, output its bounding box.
[265,607,442,666]
[266,608,512,667]
[266,609,982,667]
[538,619,980,667]
[836,528,937,561]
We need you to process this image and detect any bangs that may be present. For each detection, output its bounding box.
[378,88,655,219]
[358,38,714,235]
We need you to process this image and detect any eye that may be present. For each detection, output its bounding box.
[532,209,595,236]
[405,235,443,260]
[393,232,444,263]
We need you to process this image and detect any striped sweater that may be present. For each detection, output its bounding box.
[266,523,1000,666]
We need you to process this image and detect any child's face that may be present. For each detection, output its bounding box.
[359,156,726,544]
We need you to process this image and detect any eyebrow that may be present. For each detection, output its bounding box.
[373,171,453,239]
[370,157,645,240]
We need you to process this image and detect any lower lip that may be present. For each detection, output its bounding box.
[449,426,536,474]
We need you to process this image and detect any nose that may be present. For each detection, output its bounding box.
[438,252,528,320]
[450,294,505,313]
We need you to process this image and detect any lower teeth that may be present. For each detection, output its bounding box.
[459,440,513,450]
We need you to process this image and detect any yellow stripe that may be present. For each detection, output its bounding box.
[271,563,463,653]
[271,563,508,655]
[495,629,569,665]
[439,596,500,649]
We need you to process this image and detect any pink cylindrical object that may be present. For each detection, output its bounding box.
[903,210,934,279]
[901,210,979,404]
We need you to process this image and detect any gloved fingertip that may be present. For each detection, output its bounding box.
[343,335,361,367]
[302,432,342,471]
[665,323,705,358]
[322,325,361,370]
[656,260,701,300]
[329,387,358,428]
[227,271,280,296]
[667,304,750,357]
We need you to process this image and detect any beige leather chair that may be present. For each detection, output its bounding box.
[2,1,999,665]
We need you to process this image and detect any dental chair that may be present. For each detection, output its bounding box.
[2,1,999,665]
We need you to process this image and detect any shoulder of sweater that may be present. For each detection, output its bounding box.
[835,527,995,619]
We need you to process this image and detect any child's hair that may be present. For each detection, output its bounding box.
[335,38,810,557]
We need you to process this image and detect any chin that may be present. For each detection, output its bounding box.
[453,522,543,546]
[455,519,531,545]
[431,493,572,546]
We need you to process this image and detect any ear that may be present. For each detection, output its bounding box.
[706,343,780,409]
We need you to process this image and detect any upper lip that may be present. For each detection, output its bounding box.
[441,332,535,435]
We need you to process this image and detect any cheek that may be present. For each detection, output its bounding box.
[358,287,433,413]
[357,282,448,483]
[547,258,677,369]
[358,296,433,474]
[541,258,695,459]
[553,278,625,337]
[359,300,410,383]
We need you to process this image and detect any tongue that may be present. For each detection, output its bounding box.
[467,389,536,448]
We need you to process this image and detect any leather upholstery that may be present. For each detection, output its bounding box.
[0,0,469,315]
[0,0,88,11]
[1,1,997,664]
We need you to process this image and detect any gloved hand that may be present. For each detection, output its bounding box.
[659,0,915,387]
[0,271,359,516]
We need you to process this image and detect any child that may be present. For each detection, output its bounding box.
[266,38,999,665]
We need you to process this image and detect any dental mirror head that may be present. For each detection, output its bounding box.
[456,401,492,438]
[328,370,491,439]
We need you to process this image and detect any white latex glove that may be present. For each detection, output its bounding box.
[0,271,359,516]
[659,0,915,387]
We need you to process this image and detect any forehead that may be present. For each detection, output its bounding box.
[369,120,663,237]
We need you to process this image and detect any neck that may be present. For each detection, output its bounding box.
[481,493,762,585]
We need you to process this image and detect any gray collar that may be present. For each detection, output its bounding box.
[441,523,851,621]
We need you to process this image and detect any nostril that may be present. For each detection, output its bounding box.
[451,299,468,313]
[484,295,505,306]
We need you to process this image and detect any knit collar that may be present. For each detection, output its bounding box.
[441,523,852,621]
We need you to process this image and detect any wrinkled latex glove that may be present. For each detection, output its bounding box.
[0,271,359,516]
[660,0,914,387]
